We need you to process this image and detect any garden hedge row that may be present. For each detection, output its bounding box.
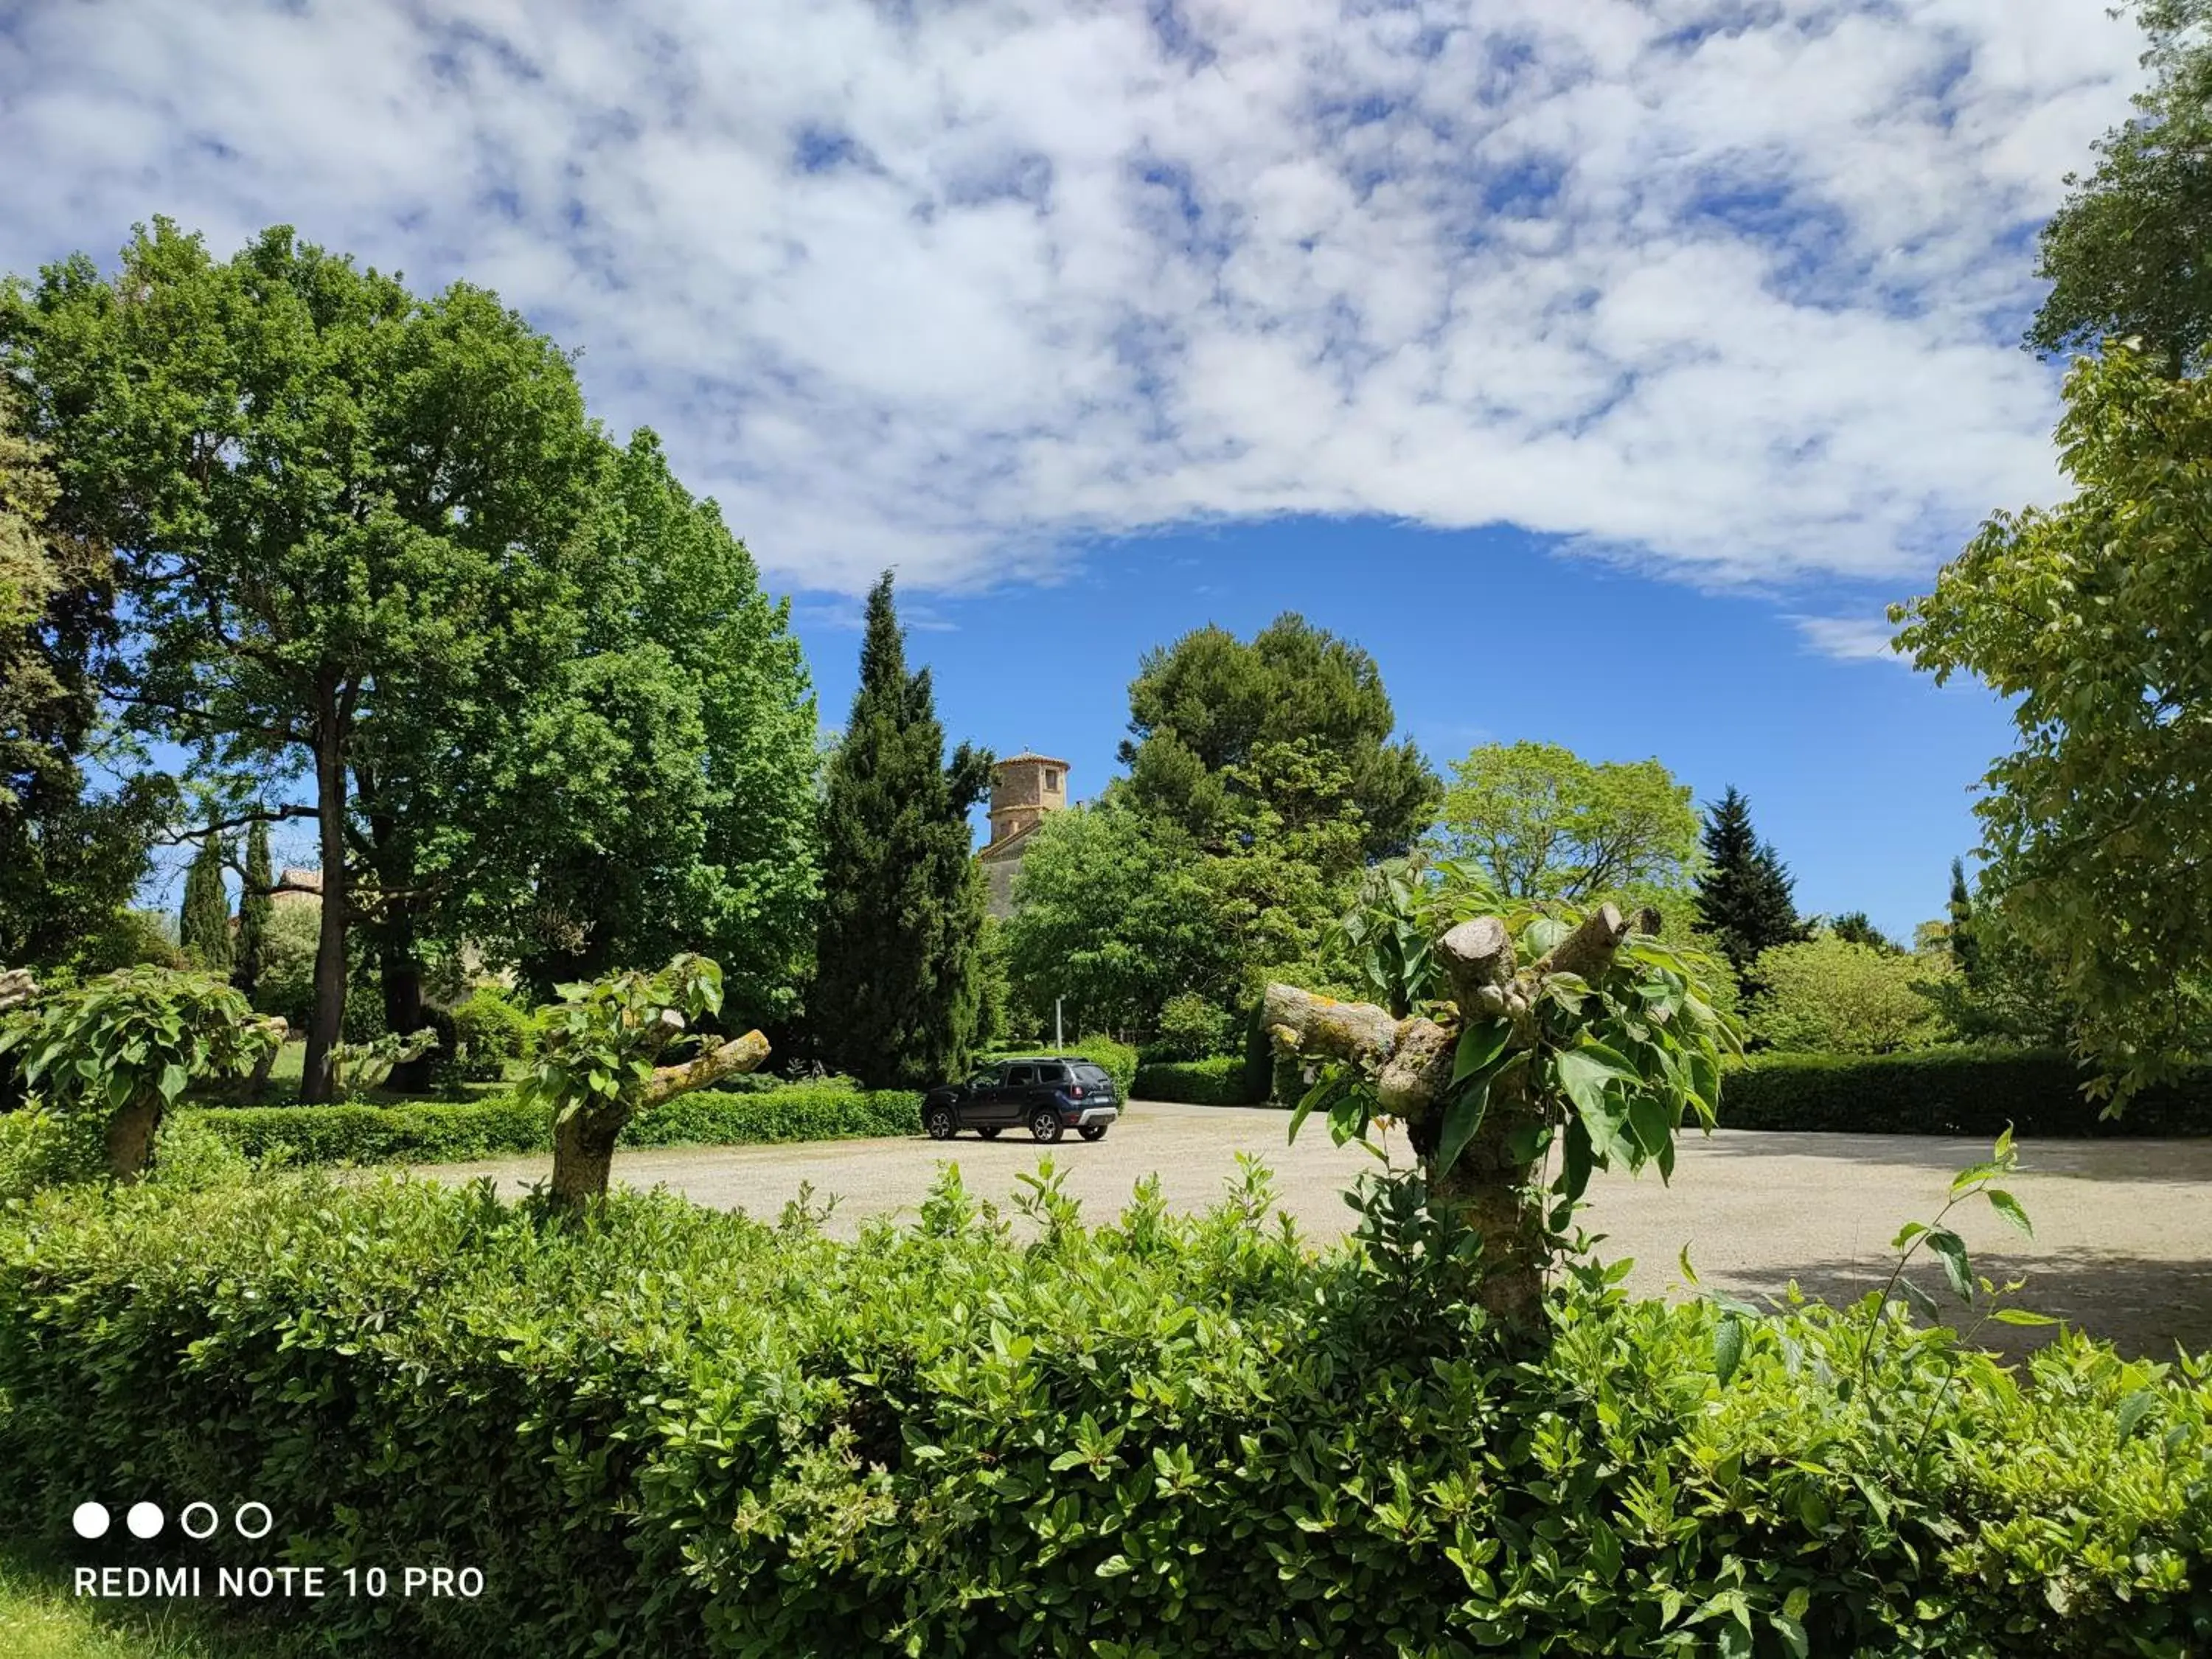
[1719,1048,2212,1136]
[1133,1054,1265,1105]
[0,1172,2202,1657]
[181,1083,922,1166]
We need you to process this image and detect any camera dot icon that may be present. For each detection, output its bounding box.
[71,1502,111,1540]
[126,1501,164,1539]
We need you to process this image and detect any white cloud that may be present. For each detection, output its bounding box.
[0,0,2147,596]
[1793,615,1907,663]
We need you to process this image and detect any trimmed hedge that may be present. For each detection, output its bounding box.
[1722,1048,2212,1136]
[182,1083,921,1166]
[1134,1054,1265,1105]
[0,1173,2203,1657]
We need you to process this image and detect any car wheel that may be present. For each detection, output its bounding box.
[976,1126,1001,1140]
[1078,1124,1108,1142]
[1029,1107,1063,1144]
[925,1105,958,1140]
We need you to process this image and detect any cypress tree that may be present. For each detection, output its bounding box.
[811,572,993,1088]
[234,820,274,1000]
[178,832,233,973]
[1947,857,1982,987]
[1693,787,1801,977]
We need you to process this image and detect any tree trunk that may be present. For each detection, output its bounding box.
[105,1091,162,1182]
[546,1031,771,1215]
[301,686,349,1105]
[380,945,432,1094]
[1431,1081,1552,1328]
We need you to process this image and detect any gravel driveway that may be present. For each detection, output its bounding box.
[411,1100,2212,1359]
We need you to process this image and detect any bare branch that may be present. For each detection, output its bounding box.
[641,1031,771,1107]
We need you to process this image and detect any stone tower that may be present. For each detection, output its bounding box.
[979,752,1071,917]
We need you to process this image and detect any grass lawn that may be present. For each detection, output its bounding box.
[0,1554,237,1659]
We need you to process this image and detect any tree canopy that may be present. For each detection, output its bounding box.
[1119,613,1438,859]
[1432,741,1700,904]
[1692,787,1801,979]
[2031,1,2212,375]
[1893,343,2212,1093]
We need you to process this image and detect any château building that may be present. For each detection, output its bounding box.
[977,752,1069,918]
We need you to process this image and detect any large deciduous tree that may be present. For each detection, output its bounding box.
[811,573,991,1088]
[0,380,161,967]
[1893,344,2212,1095]
[1433,741,1700,903]
[2030,1,2212,376]
[2,221,602,1099]
[1692,787,1801,979]
[1120,613,1438,859]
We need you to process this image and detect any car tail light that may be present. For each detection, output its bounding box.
[1070,1084,1085,1098]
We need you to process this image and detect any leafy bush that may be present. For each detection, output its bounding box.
[58,907,187,976]
[181,1084,922,1167]
[1721,1048,2212,1136]
[1750,936,1953,1054]
[0,1169,2202,1658]
[251,901,320,1026]
[450,984,532,1081]
[1134,1054,1262,1105]
[1152,991,1233,1060]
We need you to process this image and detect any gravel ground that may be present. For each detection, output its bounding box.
[410,1099,2212,1359]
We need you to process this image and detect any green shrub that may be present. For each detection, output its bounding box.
[181,1083,921,1166]
[0,1171,2201,1658]
[1134,1054,1262,1105]
[1750,936,1953,1053]
[1721,1048,2212,1135]
[450,984,532,1082]
[1152,991,1233,1060]
[251,901,320,1027]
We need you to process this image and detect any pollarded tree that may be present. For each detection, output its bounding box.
[1268,898,1741,1332]
[518,955,768,1211]
[812,573,992,1088]
[2,221,603,1101]
[0,966,280,1179]
[178,832,232,973]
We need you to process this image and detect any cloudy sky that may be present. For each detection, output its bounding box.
[0,0,2152,933]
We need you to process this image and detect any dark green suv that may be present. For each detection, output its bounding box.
[921,1057,1120,1144]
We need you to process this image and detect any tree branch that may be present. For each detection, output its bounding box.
[640,1031,771,1107]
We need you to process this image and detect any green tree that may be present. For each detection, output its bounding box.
[1894,343,2212,1094]
[1750,936,1952,1054]
[3,221,603,1099]
[1827,912,1894,953]
[1693,787,1801,978]
[1433,740,1700,902]
[2030,1,2212,376]
[1946,858,1982,986]
[178,833,232,973]
[502,432,819,1021]
[811,573,992,1088]
[1001,802,1231,1036]
[1120,613,1438,858]
[0,381,162,967]
[233,819,274,1001]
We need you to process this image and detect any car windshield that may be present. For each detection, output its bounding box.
[1071,1064,1111,1088]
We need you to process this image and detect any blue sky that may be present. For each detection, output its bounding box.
[0,0,2152,943]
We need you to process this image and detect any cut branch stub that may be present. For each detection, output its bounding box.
[1261,984,1400,1068]
[0,968,37,1015]
[1438,917,1514,1014]
[1377,1016,1454,1121]
[641,1031,771,1107]
[1532,902,1631,984]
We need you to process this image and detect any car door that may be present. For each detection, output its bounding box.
[995,1064,1037,1125]
[959,1063,1004,1126]
[1032,1062,1069,1119]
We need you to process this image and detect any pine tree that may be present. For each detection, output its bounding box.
[1693,787,1801,977]
[178,832,234,973]
[234,819,274,1001]
[1947,857,1982,987]
[810,572,993,1088]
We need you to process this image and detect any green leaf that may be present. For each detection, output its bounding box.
[1769,1612,1810,1659]
[1712,1314,1747,1388]
[156,1061,187,1105]
[1286,1068,1338,1145]
[1989,1308,2061,1326]
[1450,1018,1511,1086]
[1625,1093,1671,1158]
[2115,1388,2158,1441]
[1559,1117,1593,1202]
[1678,1242,1702,1287]
[1985,1188,2034,1238]
[1433,1075,1492,1181]
[1890,1220,1928,1251]
[1925,1229,1973,1304]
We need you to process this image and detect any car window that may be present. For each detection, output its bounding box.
[968,1065,1000,1087]
[1035,1064,1067,1084]
[1005,1065,1037,1086]
[1071,1064,1111,1087]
